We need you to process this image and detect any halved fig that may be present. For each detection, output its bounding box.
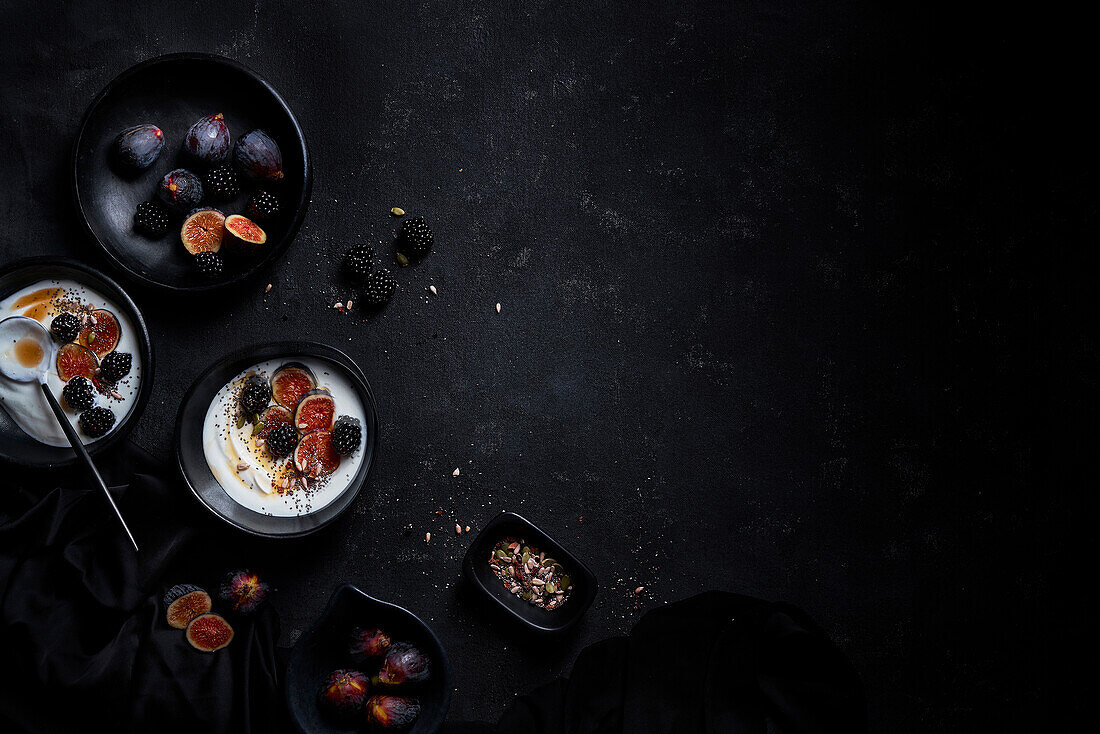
[224,214,266,254]
[186,613,234,652]
[271,363,316,408]
[294,430,341,478]
[181,209,225,254]
[164,584,213,629]
[256,405,293,443]
[56,343,99,382]
[294,388,335,433]
[77,309,121,358]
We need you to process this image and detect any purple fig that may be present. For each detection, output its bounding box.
[372,643,431,688]
[365,694,421,729]
[157,169,203,212]
[183,113,231,164]
[113,124,164,169]
[317,668,370,724]
[349,626,392,660]
[234,129,284,182]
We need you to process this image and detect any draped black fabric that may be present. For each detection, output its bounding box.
[0,443,283,734]
[459,591,867,734]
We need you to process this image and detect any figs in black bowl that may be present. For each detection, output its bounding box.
[286,585,451,733]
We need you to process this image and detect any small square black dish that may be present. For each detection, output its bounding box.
[462,511,597,633]
[285,584,452,734]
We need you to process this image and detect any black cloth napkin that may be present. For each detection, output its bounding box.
[448,590,866,734]
[0,442,282,734]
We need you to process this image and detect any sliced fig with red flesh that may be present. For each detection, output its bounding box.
[224,214,266,255]
[294,388,335,433]
[181,209,225,254]
[256,405,293,443]
[77,309,121,358]
[294,430,341,478]
[164,585,213,629]
[56,343,99,382]
[186,613,234,651]
[270,363,316,408]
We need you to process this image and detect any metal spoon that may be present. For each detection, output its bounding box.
[0,316,139,551]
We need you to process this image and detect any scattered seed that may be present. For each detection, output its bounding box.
[496,302,501,313]
[265,283,273,293]
[455,524,462,534]
[397,252,410,267]
[236,461,250,472]
[110,390,123,400]
[334,301,345,310]
[452,468,460,477]
[391,207,405,216]
[635,586,644,594]
[425,532,431,543]
[346,299,354,310]
[297,422,308,430]
[465,525,471,532]
[429,285,438,295]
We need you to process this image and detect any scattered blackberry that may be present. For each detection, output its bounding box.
[204,164,240,201]
[99,351,132,383]
[246,190,280,222]
[79,406,115,438]
[396,217,433,258]
[62,376,96,412]
[134,201,170,237]
[343,245,375,284]
[194,251,224,279]
[362,269,396,307]
[331,415,362,455]
[50,312,81,343]
[239,376,271,415]
[265,423,298,458]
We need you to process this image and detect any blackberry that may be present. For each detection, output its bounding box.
[50,312,81,343]
[194,251,224,279]
[99,351,132,383]
[265,423,298,458]
[62,376,96,412]
[239,376,271,415]
[397,216,433,258]
[246,190,280,222]
[331,415,362,455]
[343,245,375,284]
[79,406,115,438]
[362,269,396,307]
[134,201,171,237]
[204,164,240,201]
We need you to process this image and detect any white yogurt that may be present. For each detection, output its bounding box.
[0,279,143,446]
[201,357,367,517]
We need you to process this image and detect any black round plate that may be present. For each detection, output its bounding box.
[174,342,378,538]
[73,53,312,292]
[0,257,154,468]
[286,584,452,734]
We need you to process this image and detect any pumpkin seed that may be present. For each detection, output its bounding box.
[541,557,556,567]
[391,207,405,216]
[236,413,246,429]
[251,421,265,437]
[494,549,508,561]
[560,575,571,589]
[545,582,556,594]
[396,252,410,267]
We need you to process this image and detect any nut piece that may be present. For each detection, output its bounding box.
[634,586,644,594]
[455,524,462,534]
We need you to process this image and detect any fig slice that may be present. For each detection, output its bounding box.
[77,309,120,358]
[294,430,341,478]
[270,362,316,408]
[56,343,99,382]
[224,214,266,254]
[181,209,225,254]
[186,613,234,652]
[164,585,213,629]
[256,405,293,443]
[294,388,335,433]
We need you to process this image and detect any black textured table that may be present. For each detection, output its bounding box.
[0,1,1079,730]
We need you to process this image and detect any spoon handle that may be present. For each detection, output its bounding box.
[40,383,139,552]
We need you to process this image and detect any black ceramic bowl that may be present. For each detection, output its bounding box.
[174,342,377,538]
[73,53,311,292]
[286,584,452,733]
[462,511,597,633]
[0,257,153,468]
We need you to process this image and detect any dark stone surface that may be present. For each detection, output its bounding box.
[0,1,1084,730]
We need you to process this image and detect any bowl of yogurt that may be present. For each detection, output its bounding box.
[0,257,152,467]
[175,342,378,537]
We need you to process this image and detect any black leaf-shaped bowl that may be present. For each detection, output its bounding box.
[285,584,452,733]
